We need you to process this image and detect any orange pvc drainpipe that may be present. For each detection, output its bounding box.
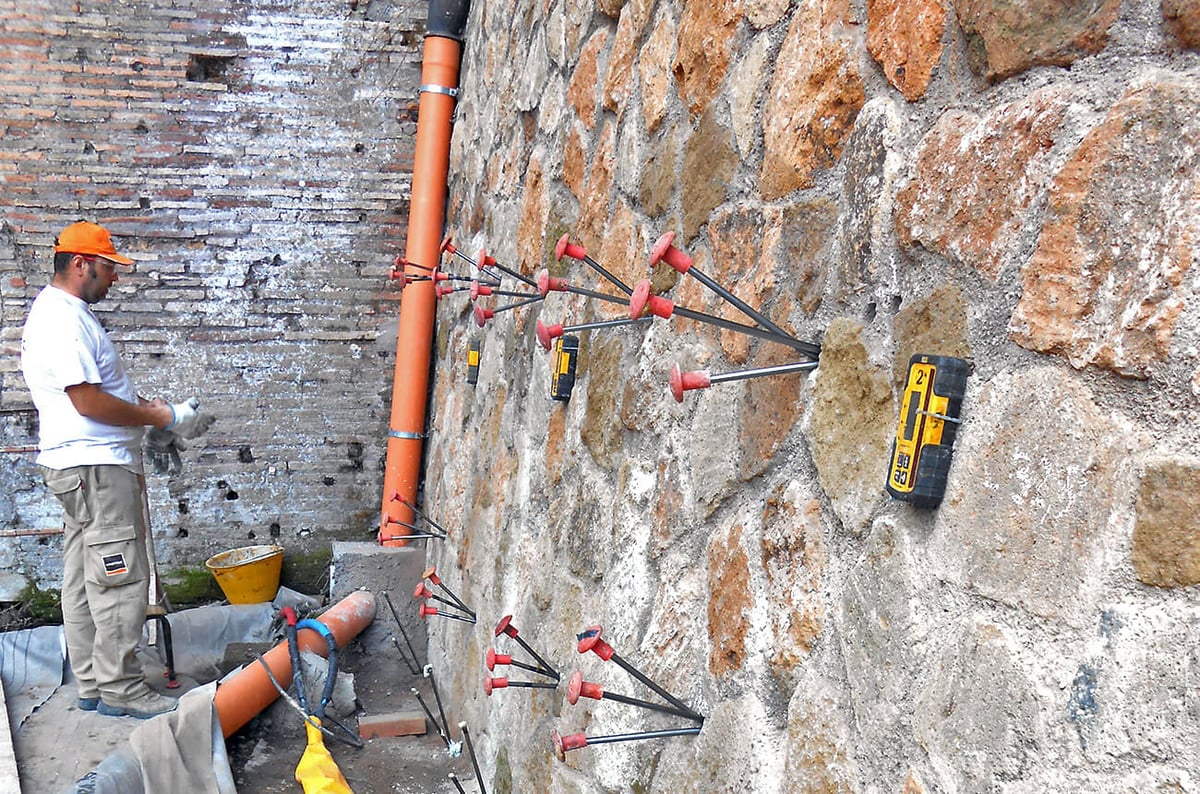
[379,1,472,546]
[213,590,376,737]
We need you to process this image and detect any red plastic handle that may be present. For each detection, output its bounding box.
[669,364,712,402]
[556,734,585,758]
[431,268,448,282]
[536,320,563,351]
[281,606,297,627]
[566,671,603,705]
[486,648,513,670]
[413,582,432,599]
[556,234,587,262]
[440,234,455,254]
[422,566,441,585]
[484,676,508,695]
[495,615,518,638]
[649,230,693,273]
[576,625,615,661]
[418,602,436,619]
[470,282,493,300]
[474,305,492,327]
[434,284,454,298]
[647,294,675,318]
[537,269,567,296]
[629,280,651,319]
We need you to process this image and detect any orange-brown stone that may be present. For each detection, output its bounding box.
[760,0,865,199]
[562,122,588,201]
[516,153,546,278]
[640,12,677,133]
[1010,79,1200,378]
[896,88,1069,280]
[603,5,638,113]
[954,0,1121,81]
[761,495,827,675]
[867,0,946,101]
[1164,0,1200,49]
[672,0,742,117]
[707,523,751,676]
[577,120,617,251]
[567,28,610,129]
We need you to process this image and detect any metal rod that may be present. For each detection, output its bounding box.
[426,667,452,740]
[562,316,650,333]
[597,688,701,720]
[559,284,627,305]
[608,650,702,721]
[382,592,422,674]
[485,259,536,288]
[672,305,820,357]
[557,235,634,295]
[449,773,467,794]
[400,497,451,538]
[413,688,450,747]
[511,634,558,680]
[708,360,820,386]
[420,604,476,623]
[492,295,543,313]
[459,722,488,794]
[589,725,702,746]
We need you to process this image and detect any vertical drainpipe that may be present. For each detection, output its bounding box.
[379,0,472,545]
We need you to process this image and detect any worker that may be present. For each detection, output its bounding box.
[20,221,209,719]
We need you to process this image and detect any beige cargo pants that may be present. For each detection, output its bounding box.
[41,464,151,704]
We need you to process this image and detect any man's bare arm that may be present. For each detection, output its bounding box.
[65,383,173,429]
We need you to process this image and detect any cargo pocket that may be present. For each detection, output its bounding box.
[83,524,146,588]
[42,468,92,527]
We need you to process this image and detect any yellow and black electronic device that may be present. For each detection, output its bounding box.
[886,354,970,507]
[550,334,579,401]
[466,338,481,385]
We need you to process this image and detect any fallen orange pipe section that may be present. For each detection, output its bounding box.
[214,590,376,737]
[379,5,470,546]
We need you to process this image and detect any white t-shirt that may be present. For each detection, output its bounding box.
[21,284,144,471]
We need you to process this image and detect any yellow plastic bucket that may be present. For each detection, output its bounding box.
[205,545,284,604]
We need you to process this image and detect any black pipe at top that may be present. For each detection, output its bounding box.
[427,0,471,41]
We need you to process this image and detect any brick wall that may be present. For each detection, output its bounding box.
[0,0,424,590]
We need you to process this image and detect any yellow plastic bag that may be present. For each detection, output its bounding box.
[294,718,353,794]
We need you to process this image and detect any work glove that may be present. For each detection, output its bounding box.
[145,427,187,476]
[166,397,216,440]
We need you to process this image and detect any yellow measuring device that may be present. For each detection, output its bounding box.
[466,338,481,385]
[886,354,970,507]
[550,334,579,401]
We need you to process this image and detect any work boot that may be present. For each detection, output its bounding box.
[97,688,178,719]
[77,696,100,712]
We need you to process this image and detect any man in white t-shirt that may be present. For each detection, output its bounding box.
[21,221,207,719]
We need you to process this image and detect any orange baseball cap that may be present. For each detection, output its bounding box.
[54,221,135,265]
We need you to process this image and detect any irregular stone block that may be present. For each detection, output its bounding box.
[840,518,924,748]
[516,152,546,277]
[760,492,827,678]
[927,367,1139,624]
[672,0,741,117]
[867,0,946,101]
[1132,459,1200,587]
[682,107,738,241]
[783,668,860,792]
[640,11,677,134]
[837,98,906,296]
[954,0,1121,81]
[895,88,1069,280]
[707,523,751,675]
[760,0,864,199]
[913,622,1040,790]
[638,120,678,216]
[807,318,893,535]
[567,28,609,129]
[766,197,840,315]
[891,284,971,391]
[1010,79,1200,378]
[739,344,807,481]
[1163,0,1200,50]
[602,5,637,113]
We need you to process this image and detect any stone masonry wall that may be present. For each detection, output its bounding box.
[419,0,1200,792]
[0,0,423,596]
